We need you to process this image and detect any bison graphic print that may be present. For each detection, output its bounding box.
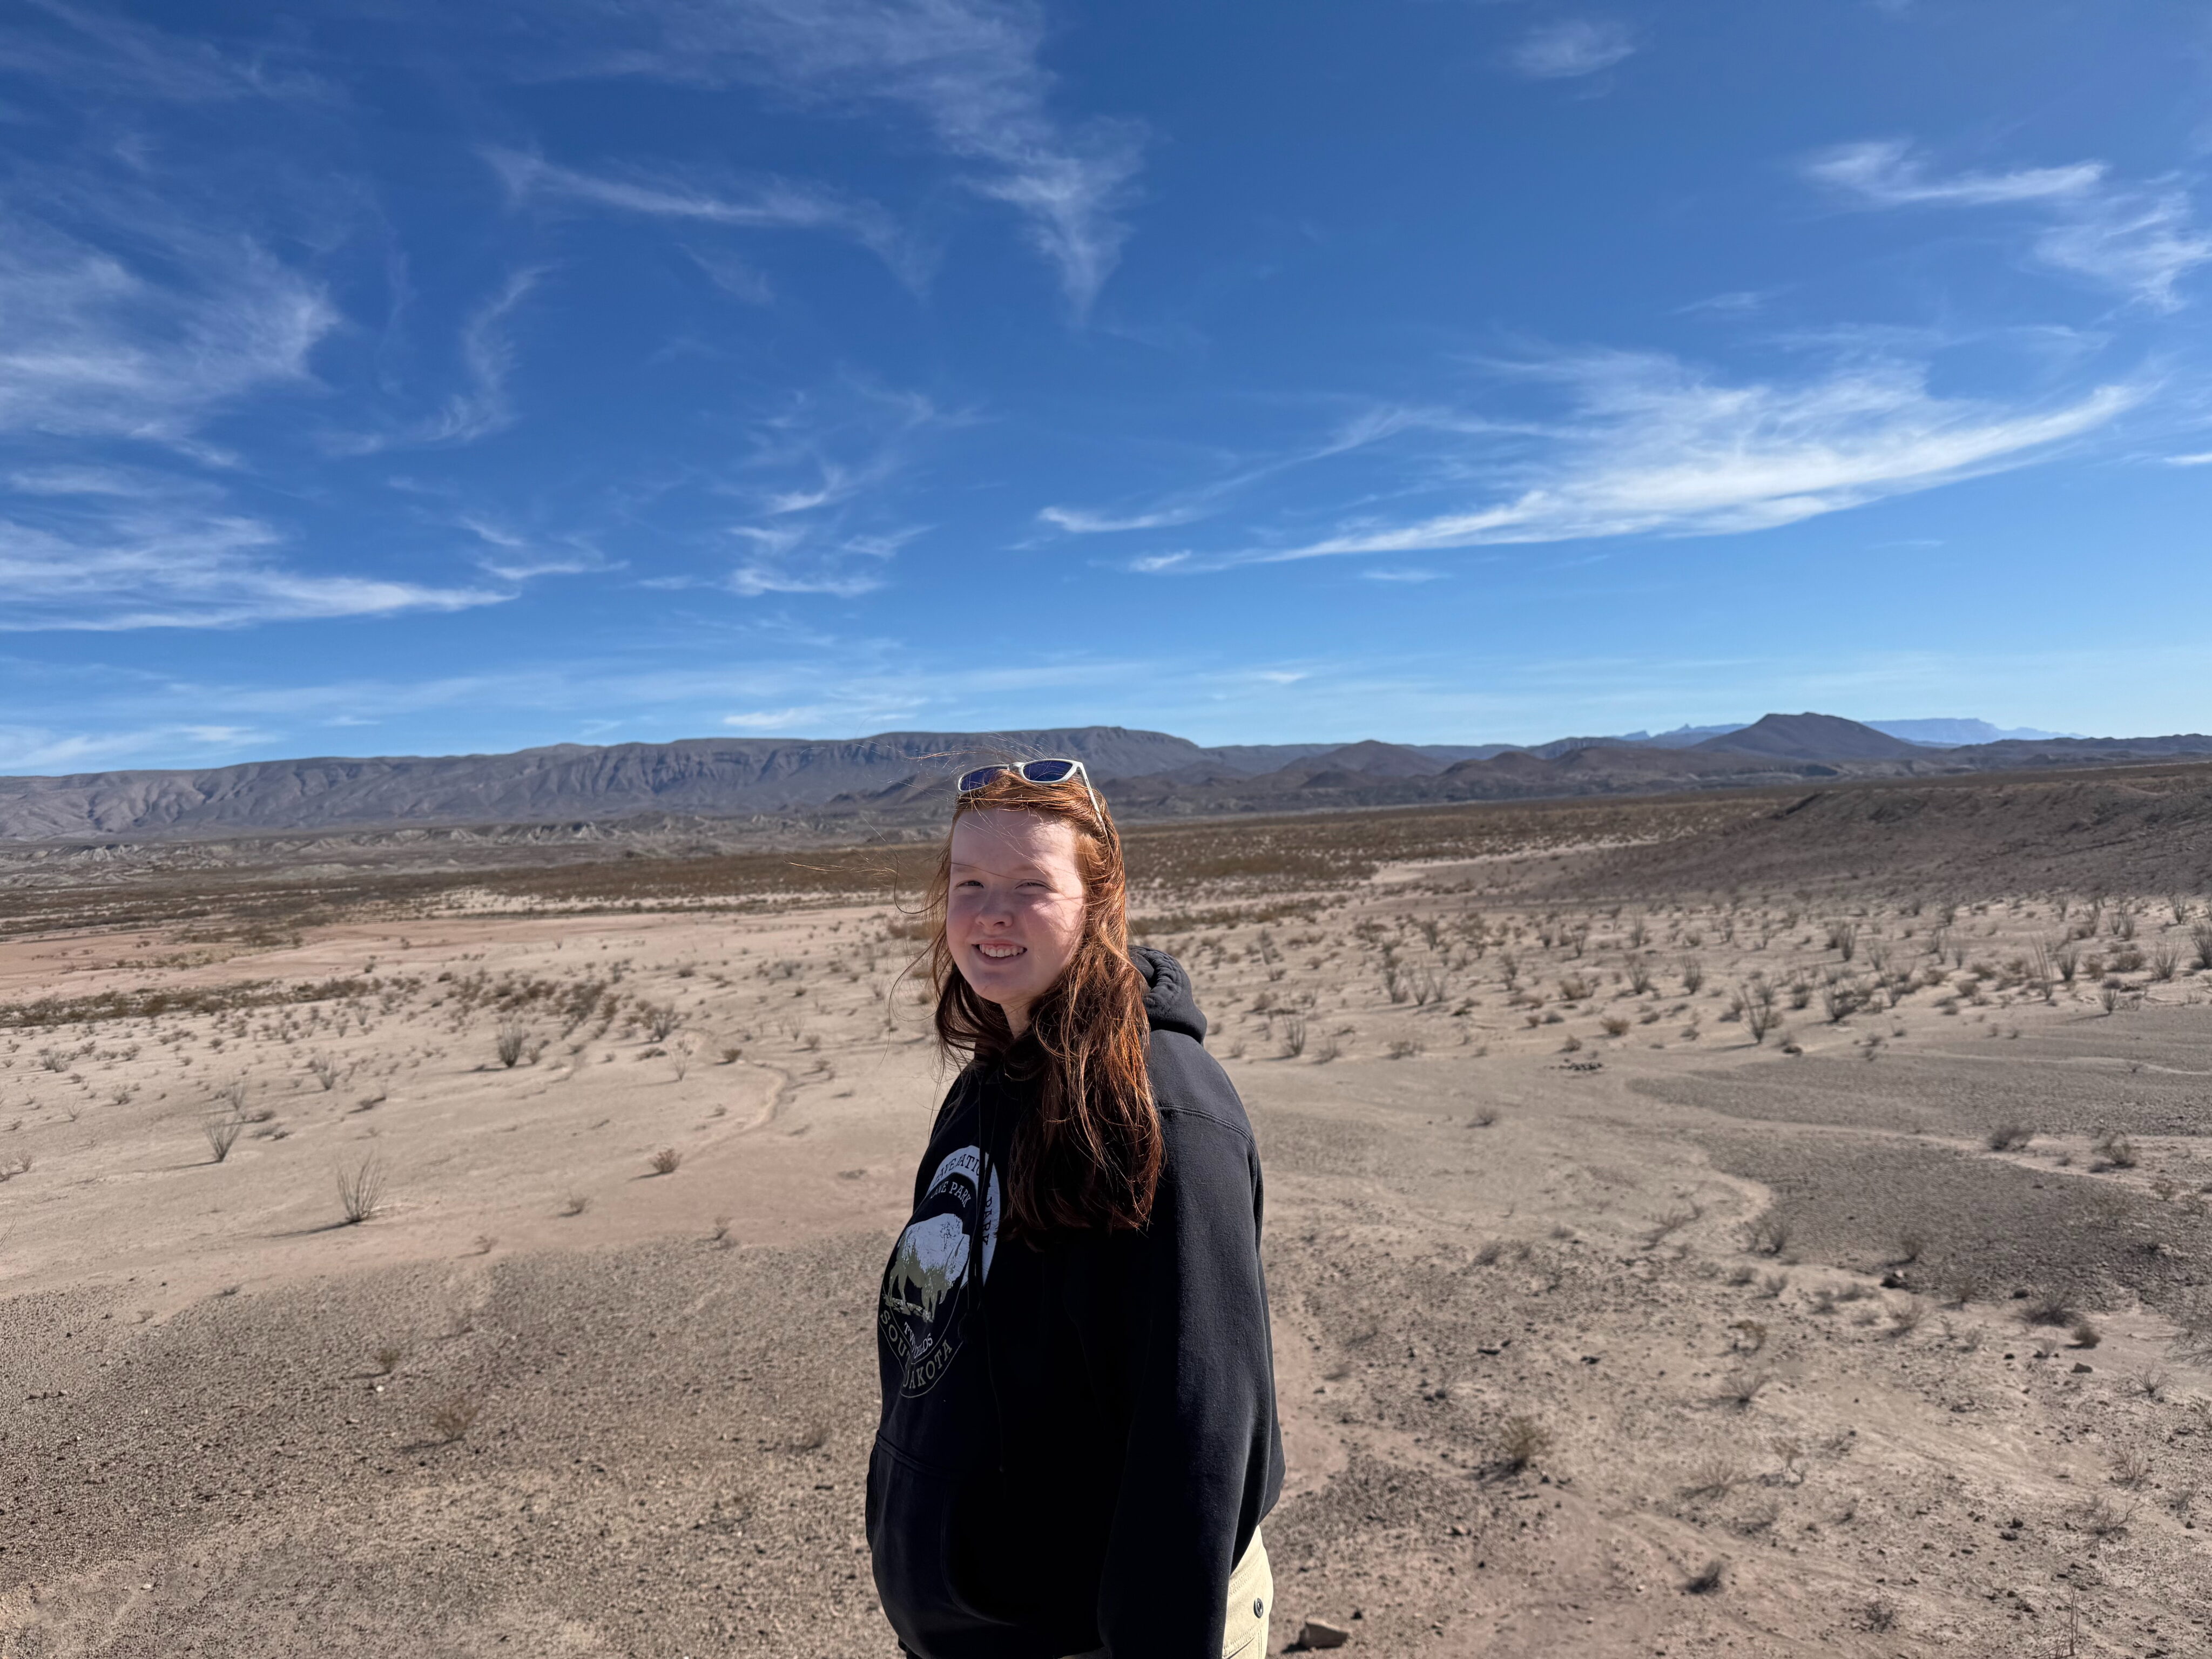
[880,1142,1001,1397]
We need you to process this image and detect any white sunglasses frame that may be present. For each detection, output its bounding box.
[955,758,1107,833]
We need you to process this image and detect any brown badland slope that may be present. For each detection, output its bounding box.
[1562,764,2212,898]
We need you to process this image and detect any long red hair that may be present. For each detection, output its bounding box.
[926,768,1162,1236]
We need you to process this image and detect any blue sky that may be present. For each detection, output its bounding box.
[4,0,2211,771]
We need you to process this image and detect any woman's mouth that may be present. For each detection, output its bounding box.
[974,942,1026,960]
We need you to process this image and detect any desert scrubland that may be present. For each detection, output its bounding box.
[4,768,2211,1658]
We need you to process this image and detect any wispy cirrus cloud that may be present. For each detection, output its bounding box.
[1036,405,1435,538]
[547,0,1141,316]
[1037,504,1211,534]
[0,0,327,104]
[487,149,923,285]
[1129,350,2140,573]
[456,514,618,581]
[1804,140,2104,207]
[0,209,335,452]
[711,381,962,595]
[1505,19,1637,81]
[326,269,540,455]
[1805,139,2212,311]
[0,720,264,772]
[0,479,505,631]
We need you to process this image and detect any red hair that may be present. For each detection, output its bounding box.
[925,768,1162,1236]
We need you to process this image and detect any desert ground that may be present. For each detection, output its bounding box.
[3,777,2210,1658]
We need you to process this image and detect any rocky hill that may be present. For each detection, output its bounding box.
[4,717,2210,842]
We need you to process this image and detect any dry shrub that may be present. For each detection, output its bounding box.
[205,1117,243,1163]
[1496,1415,1552,1472]
[2068,1494,2135,1539]
[2109,1444,2153,1488]
[335,1154,385,1224]
[1746,1213,1790,1256]
[1985,1123,2033,1152]
[425,1394,480,1443]
[1718,1369,1772,1407]
[1684,1559,1726,1595]
[649,1147,683,1176]
[1680,1455,1743,1499]
[2017,1291,2076,1327]
[2090,1131,2137,1170]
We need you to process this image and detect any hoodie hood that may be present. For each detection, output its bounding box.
[1131,945,1206,1044]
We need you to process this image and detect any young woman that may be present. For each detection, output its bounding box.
[869,761,1284,1659]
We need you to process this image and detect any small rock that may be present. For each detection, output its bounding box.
[2071,1362,2092,1373]
[1300,1617,1352,1649]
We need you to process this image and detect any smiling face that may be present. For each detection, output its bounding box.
[946,808,1090,1035]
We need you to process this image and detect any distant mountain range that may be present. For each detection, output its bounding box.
[0,713,2201,842]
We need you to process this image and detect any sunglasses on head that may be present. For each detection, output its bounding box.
[957,758,1106,830]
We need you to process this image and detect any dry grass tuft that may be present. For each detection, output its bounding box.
[204,1116,243,1163]
[1495,1415,1552,1473]
[649,1146,683,1176]
[1717,1368,1772,1407]
[335,1154,385,1224]
[2016,1291,2076,1328]
[424,1394,480,1444]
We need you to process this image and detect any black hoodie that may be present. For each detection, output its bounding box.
[868,947,1284,1659]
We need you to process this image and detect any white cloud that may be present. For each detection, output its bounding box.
[1134,351,2139,572]
[1805,139,2103,207]
[1037,504,1209,534]
[1506,19,1637,80]
[719,704,879,730]
[327,269,540,454]
[1805,140,2211,311]
[2164,451,2212,466]
[0,720,264,772]
[0,498,507,630]
[1363,567,1447,582]
[1036,406,1437,538]
[2033,187,2212,313]
[726,524,920,596]
[550,0,1141,316]
[458,516,617,581]
[0,3,327,105]
[0,210,334,448]
[488,150,922,284]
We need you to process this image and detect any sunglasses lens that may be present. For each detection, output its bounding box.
[957,767,1004,793]
[1020,760,1076,783]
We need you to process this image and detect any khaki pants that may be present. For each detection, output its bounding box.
[1061,1529,1271,1659]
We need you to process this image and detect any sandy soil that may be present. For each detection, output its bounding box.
[3,862,2209,1658]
